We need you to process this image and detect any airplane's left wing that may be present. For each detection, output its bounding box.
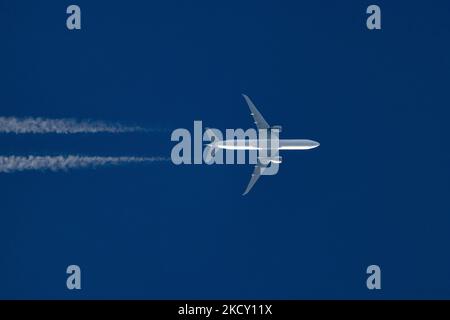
[242,94,270,130]
[241,94,272,195]
[242,162,267,195]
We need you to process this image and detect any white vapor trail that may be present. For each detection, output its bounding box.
[0,155,168,173]
[0,117,150,134]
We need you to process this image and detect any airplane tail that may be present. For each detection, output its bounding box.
[203,143,217,163]
[203,127,219,163]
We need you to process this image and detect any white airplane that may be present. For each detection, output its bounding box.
[208,94,320,195]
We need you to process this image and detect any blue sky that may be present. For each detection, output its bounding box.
[0,0,450,299]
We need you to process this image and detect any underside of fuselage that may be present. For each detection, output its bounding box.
[215,139,320,151]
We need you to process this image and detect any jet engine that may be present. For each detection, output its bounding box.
[258,156,282,165]
[271,125,282,133]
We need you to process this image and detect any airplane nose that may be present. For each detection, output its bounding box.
[313,141,320,148]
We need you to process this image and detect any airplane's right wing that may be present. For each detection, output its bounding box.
[241,94,272,195]
[242,94,270,130]
[242,162,267,195]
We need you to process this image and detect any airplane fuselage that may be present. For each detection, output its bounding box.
[214,139,320,151]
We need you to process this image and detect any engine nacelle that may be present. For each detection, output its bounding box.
[258,156,282,165]
[271,125,282,133]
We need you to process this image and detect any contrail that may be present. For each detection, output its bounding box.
[0,117,151,134]
[0,155,168,173]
